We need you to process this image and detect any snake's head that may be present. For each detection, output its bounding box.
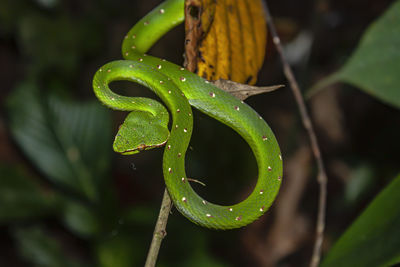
[113,111,170,155]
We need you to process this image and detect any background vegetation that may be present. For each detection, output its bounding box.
[0,0,399,266]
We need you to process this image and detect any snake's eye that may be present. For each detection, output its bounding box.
[137,144,147,151]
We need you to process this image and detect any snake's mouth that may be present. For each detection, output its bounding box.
[115,140,168,155]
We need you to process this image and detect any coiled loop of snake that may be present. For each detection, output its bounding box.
[92,0,282,229]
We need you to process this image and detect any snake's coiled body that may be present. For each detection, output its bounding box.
[93,0,282,229]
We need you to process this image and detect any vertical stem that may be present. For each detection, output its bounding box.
[144,189,173,267]
[263,2,328,267]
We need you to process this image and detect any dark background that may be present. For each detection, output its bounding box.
[0,0,399,266]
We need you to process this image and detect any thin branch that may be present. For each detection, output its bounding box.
[263,2,328,267]
[144,189,173,267]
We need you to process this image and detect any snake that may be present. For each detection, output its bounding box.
[92,0,282,229]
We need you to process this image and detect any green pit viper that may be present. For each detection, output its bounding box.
[93,0,282,229]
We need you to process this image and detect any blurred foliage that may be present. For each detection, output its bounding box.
[13,226,87,267]
[310,0,400,108]
[0,0,229,266]
[322,174,400,267]
[6,82,112,201]
[95,234,142,267]
[314,1,400,265]
[0,165,61,222]
[0,0,399,266]
[0,0,103,79]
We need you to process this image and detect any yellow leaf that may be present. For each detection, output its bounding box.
[196,0,267,85]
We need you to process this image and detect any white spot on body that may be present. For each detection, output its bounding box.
[180,77,186,82]
[262,135,268,141]
[168,90,172,94]
[181,177,185,182]
[183,128,187,133]
[168,167,172,173]
[131,45,136,49]
[159,8,165,14]
[279,154,282,160]
[182,197,187,202]
[144,21,149,25]
[234,106,240,111]
[125,52,129,56]
[139,58,143,62]
[268,166,272,171]
[129,64,133,68]
[260,190,264,194]
[132,34,136,39]
[180,67,185,71]
[157,65,162,69]
[160,80,164,84]
[235,216,242,221]
[177,109,180,113]
[209,92,216,97]
[228,208,233,212]
[167,145,171,150]
[206,214,212,218]
[202,200,207,205]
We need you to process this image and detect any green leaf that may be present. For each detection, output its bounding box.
[321,174,400,267]
[6,82,112,201]
[0,164,61,222]
[13,226,88,267]
[310,0,400,108]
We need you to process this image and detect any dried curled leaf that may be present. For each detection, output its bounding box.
[194,0,267,85]
[184,0,216,71]
[212,79,284,101]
